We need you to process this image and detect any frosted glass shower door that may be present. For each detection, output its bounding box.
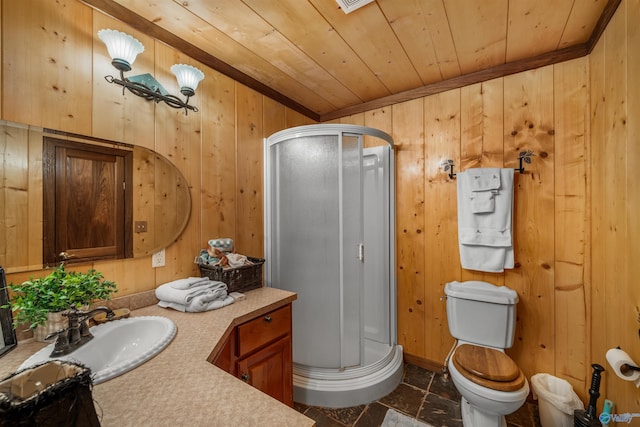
[266,133,363,370]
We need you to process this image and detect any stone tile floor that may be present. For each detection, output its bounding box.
[294,363,541,427]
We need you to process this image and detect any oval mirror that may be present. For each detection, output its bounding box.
[132,145,191,257]
[0,120,191,272]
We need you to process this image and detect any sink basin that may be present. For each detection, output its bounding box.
[19,316,177,384]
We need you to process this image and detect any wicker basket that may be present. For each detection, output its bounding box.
[198,257,265,294]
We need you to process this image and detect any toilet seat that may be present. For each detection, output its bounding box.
[452,344,526,392]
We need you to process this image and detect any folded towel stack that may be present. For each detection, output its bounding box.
[155,277,234,312]
[457,168,514,273]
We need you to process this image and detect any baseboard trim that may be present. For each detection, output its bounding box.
[402,353,445,374]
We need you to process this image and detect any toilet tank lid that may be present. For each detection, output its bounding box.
[445,281,518,305]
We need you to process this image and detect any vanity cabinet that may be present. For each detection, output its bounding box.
[213,304,293,406]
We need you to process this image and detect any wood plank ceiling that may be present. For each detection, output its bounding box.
[83,0,617,122]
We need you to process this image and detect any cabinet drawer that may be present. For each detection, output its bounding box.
[237,305,291,357]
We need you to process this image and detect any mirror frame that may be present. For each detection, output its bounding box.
[0,267,17,357]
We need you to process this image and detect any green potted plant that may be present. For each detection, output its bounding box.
[5,264,116,341]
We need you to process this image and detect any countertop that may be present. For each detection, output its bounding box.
[0,287,315,427]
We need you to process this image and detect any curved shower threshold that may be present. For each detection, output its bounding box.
[292,345,404,408]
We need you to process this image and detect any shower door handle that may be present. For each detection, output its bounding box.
[358,244,364,262]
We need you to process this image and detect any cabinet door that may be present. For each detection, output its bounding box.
[237,335,293,407]
[43,137,133,265]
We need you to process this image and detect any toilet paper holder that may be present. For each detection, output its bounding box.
[621,363,640,374]
[615,346,640,374]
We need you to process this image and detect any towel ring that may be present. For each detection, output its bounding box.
[441,150,535,179]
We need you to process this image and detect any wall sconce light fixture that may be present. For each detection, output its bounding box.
[98,29,205,114]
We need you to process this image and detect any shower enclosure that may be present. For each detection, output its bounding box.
[264,124,402,408]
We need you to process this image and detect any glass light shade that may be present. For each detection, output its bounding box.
[98,29,144,71]
[171,64,205,97]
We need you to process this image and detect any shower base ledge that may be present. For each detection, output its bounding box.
[292,345,403,408]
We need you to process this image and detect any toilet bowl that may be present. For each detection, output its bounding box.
[444,281,529,427]
[448,343,529,426]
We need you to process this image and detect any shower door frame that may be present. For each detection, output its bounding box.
[264,124,397,373]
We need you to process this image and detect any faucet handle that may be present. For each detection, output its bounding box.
[44,328,67,341]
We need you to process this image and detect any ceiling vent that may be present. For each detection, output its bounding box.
[335,0,375,14]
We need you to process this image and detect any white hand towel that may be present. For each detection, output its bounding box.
[469,191,496,213]
[469,168,501,191]
[468,168,501,213]
[457,168,514,272]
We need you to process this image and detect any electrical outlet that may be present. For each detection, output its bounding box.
[152,249,165,268]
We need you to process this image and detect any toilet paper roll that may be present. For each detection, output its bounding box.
[606,348,640,387]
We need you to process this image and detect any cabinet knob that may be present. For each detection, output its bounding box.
[58,251,76,260]
[264,315,272,323]
[241,373,250,382]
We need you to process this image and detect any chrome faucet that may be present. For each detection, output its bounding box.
[45,305,115,357]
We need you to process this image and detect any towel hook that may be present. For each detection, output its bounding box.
[441,150,535,179]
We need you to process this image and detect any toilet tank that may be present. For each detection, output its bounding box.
[445,281,519,349]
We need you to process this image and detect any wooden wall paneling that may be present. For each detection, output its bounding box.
[392,98,426,359]
[2,124,29,269]
[588,19,607,400]
[0,0,2,118]
[625,0,640,411]
[364,107,392,131]
[553,57,590,401]
[284,109,316,129]
[2,0,92,134]
[153,42,202,283]
[235,84,264,258]
[201,69,237,243]
[503,66,556,379]
[340,113,365,127]
[132,144,155,256]
[93,257,153,296]
[600,2,630,405]
[364,107,392,148]
[27,128,43,270]
[0,125,5,268]
[263,97,286,140]
[459,79,506,285]
[423,89,461,363]
[91,11,155,148]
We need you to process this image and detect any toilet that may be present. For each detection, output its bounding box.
[444,280,529,427]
